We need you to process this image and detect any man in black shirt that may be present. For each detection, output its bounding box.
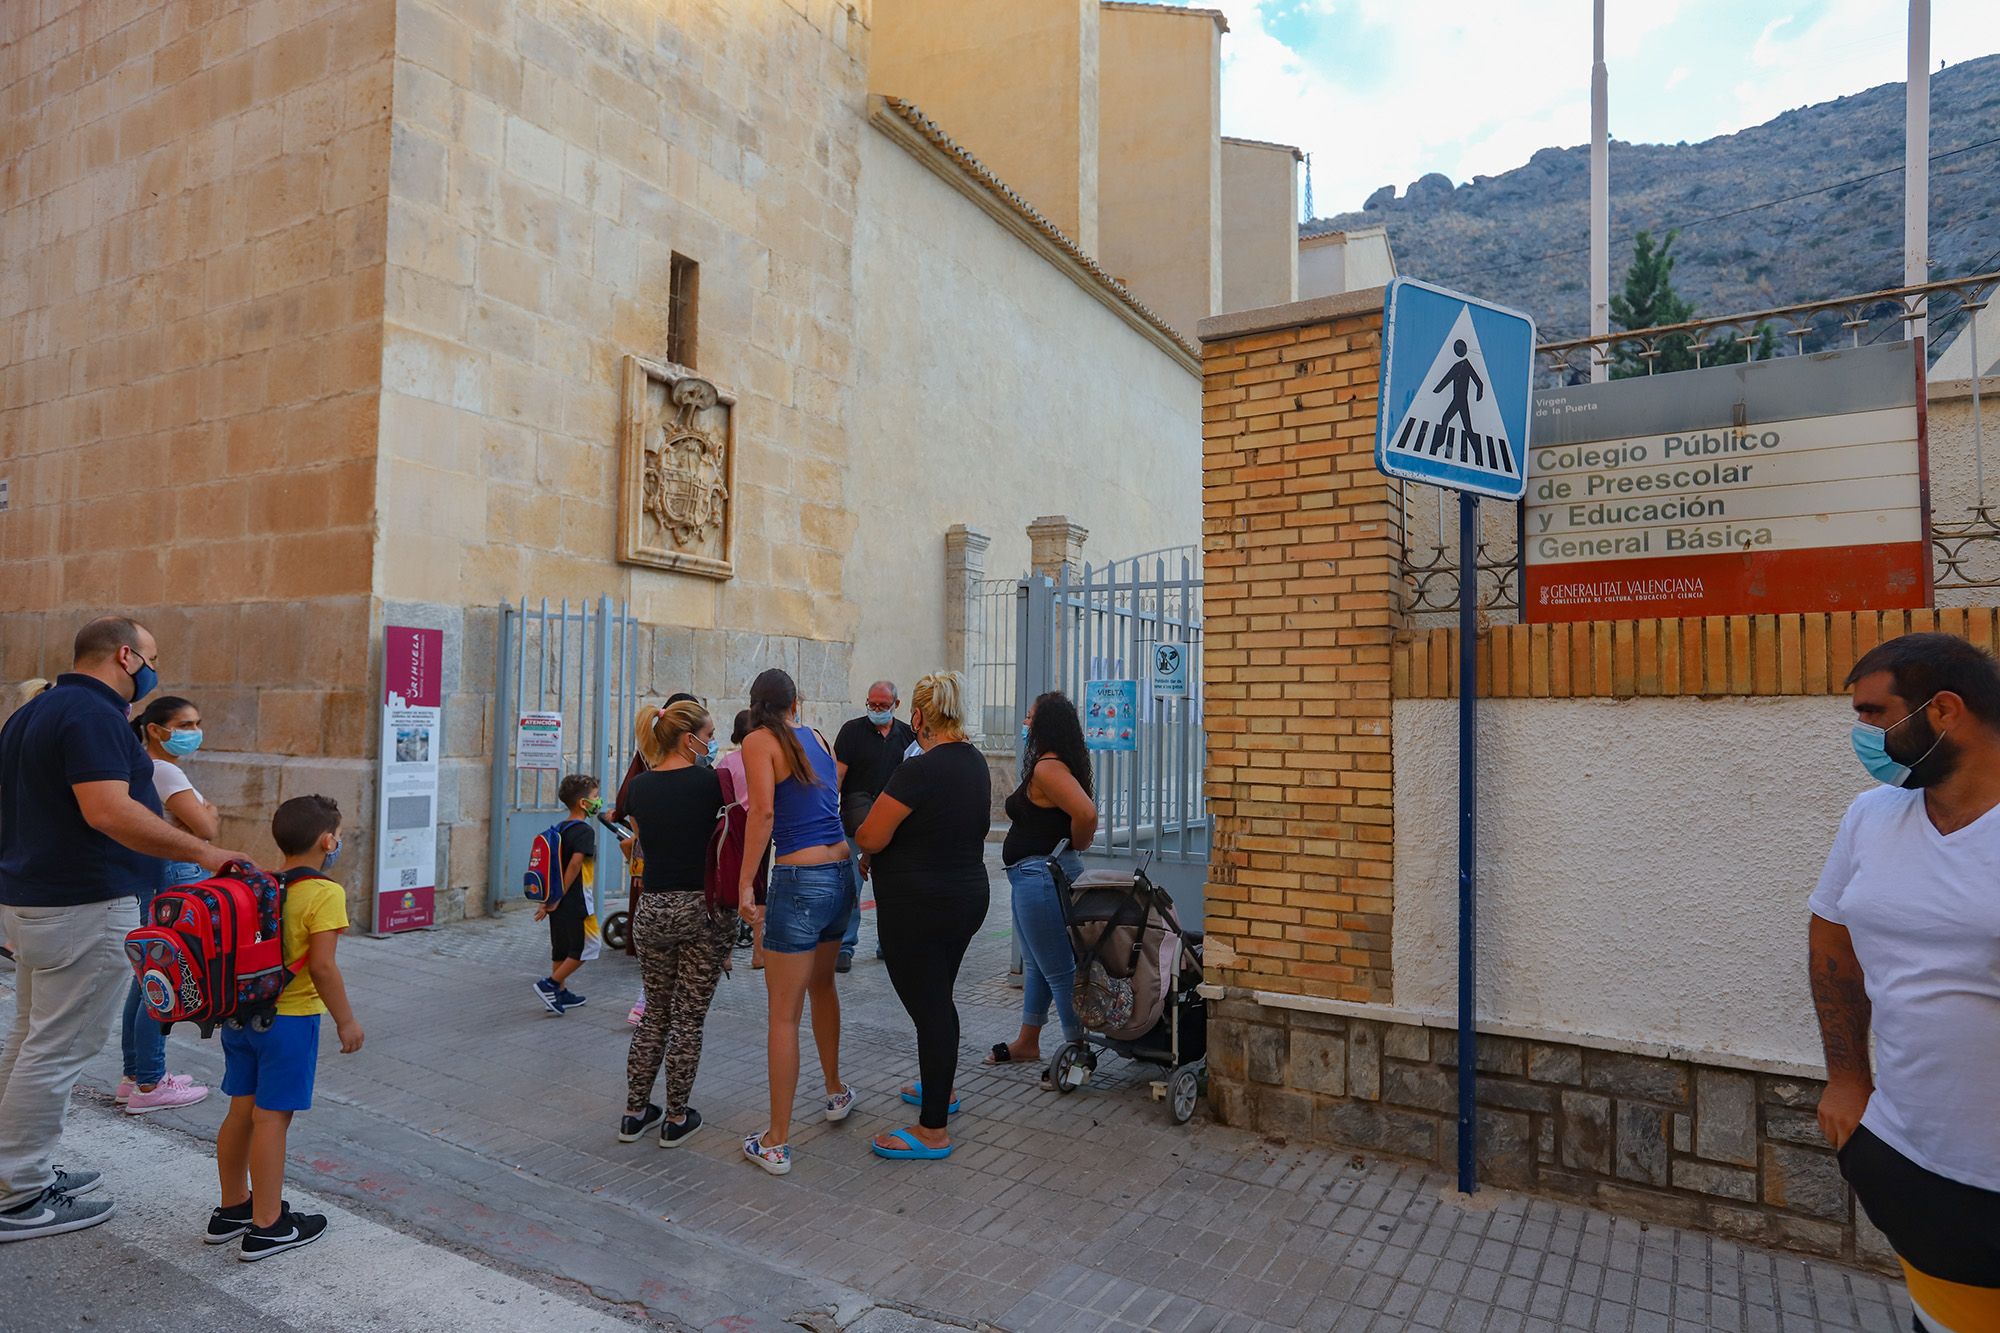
[831,681,915,971]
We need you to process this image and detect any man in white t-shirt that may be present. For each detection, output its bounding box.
[1814,632,2000,1330]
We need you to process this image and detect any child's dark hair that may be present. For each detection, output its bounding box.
[731,709,753,745]
[558,773,599,807]
[272,795,342,856]
[131,695,195,742]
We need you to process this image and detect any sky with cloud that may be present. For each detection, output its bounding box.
[1159,0,1997,217]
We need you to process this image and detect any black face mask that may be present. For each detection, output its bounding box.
[1888,706,1961,789]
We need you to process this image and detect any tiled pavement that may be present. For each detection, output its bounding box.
[67,853,1911,1332]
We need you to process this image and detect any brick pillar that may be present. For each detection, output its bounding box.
[1198,291,1398,1004]
[1026,515,1089,579]
[943,524,991,741]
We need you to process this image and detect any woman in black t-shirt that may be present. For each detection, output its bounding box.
[619,700,731,1149]
[855,671,991,1160]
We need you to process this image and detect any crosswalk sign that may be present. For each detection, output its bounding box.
[1374,277,1535,502]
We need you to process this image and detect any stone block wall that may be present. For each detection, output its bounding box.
[1208,1000,1896,1273]
[1198,292,1397,1003]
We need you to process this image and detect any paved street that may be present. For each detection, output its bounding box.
[2,856,1913,1332]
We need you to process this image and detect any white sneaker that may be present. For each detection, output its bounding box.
[824,1086,856,1122]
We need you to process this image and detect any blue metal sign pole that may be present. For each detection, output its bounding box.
[1457,490,1479,1195]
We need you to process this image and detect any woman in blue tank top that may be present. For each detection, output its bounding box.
[735,668,856,1176]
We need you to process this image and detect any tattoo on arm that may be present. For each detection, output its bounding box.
[1809,918,1873,1084]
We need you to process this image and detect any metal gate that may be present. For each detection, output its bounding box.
[487,597,641,913]
[1015,550,1207,923]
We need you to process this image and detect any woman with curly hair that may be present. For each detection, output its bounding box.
[987,691,1097,1072]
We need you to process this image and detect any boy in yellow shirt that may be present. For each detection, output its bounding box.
[207,795,364,1261]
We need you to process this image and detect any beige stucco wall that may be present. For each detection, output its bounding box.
[869,0,1099,256]
[1394,696,1860,1072]
[1299,227,1397,299]
[0,0,395,884]
[849,122,1200,711]
[1219,137,1298,315]
[1095,4,1220,341]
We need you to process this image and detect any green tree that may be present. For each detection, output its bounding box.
[1608,229,1771,377]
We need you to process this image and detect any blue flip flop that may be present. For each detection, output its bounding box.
[872,1128,953,1160]
[899,1083,961,1115]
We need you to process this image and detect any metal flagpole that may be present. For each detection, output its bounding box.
[1590,0,1609,383]
[1457,490,1479,1194]
[1905,0,1930,343]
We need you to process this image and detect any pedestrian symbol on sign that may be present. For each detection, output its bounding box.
[1374,277,1535,502]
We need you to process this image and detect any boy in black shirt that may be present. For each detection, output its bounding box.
[533,774,600,1014]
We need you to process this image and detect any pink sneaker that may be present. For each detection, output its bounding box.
[626,1000,646,1026]
[114,1078,135,1104]
[125,1076,210,1115]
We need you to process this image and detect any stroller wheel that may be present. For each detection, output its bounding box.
[601,911,631,952]
[1169,1064,1201,1124]
[1048,1041,1091,1094]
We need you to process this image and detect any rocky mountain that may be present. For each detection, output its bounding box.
[1311,53,2000,350]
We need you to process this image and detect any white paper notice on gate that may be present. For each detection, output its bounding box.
[515,711,564,771]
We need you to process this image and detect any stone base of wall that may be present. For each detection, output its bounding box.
[1209,998,1898,1273]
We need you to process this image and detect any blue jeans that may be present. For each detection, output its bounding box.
[839,852,864,956]
[762,862,857,954]
[1009,852,1083,1041]
[121,883,167,1084]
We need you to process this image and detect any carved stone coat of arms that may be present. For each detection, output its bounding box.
[619,355,735,578]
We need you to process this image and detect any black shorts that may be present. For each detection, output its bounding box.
[548,901,587,963]
[1841,1125,2000,1287]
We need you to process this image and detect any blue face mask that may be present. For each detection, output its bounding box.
[705,736,720,765]
[1850,695,1945,788]
[322,838,343,871]
[162,728,203,758]
[866,708,895,727]
[127,656,158,702]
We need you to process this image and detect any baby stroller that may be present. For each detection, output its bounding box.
[1043,845,1207,1123]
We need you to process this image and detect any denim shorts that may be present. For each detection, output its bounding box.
[762,861,856,955]
[220,1013,321,1112]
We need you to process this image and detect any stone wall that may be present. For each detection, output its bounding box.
[1208,999,1896,1273]
[375,0,867,641]
[1197,291,1397,1003]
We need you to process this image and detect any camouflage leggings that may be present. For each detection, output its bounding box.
[625,893,735,1116]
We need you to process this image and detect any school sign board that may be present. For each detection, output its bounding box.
[1375,277,1536,502]
[1524,342,1929,622]
[374,626,442,934]
[1083,679,1138,752]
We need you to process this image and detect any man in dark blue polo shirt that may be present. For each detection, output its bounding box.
[0,616,247,1242]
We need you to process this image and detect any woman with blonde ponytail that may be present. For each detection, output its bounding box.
[616,699,733,1149]
[854,671,992,1160]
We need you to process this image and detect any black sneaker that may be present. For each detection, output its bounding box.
[0,1186,115,1242]
[659,1107,703,1148]
[238,1206,327,1262]
[834,953,853,974]
[204,1199,289,1244]
[48,1166,101,1198]
[618,1104,664,1143]
[556,987,586,1008]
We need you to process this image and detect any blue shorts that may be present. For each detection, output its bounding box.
[762,862,856,954]
[220,1014,321,1112]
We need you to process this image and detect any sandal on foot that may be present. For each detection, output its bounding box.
[985,1043,1014,1065]
[872,1129,953,1161]
[899,1083,961,1115]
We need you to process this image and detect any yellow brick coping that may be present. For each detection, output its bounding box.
[1196,287,1388,344]
[1395,607,2000,700]
[869,95,1200,375]
[1200,986,1827,1082]
[1101,1,1230,32]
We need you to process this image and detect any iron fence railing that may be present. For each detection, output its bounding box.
[1401,272,1997,615]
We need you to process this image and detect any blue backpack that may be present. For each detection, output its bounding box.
[524,819,580,905]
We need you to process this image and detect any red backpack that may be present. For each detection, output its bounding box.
[523,819,581,906]
[124,862,294,1037]
[705,766,767,913]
